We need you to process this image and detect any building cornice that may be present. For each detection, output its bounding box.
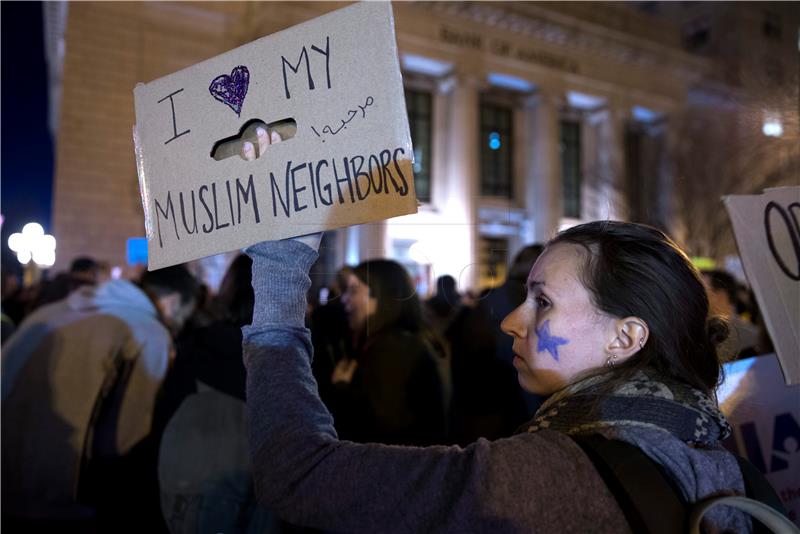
[414,1,712,81]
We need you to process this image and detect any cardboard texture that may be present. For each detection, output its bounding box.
[724,186,800,385]
[134,2,416,270]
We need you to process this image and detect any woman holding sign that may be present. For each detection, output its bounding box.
[239,132,778,533]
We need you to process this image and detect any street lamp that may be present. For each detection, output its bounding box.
[8,222,57,286]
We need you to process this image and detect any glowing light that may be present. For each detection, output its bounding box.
[401,54,452,77]
[8,222,57,267]
[566,91,605,110]
[488,73,535,92]
[488,132,501,150]
[762,119,783,137]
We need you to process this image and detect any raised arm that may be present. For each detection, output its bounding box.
[241,239,629,533]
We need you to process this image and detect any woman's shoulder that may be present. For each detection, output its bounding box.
[458,430,630,531]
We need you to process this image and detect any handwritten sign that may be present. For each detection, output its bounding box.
[718,354,800,526]
[724,187,800,385]
[134,2,417,270]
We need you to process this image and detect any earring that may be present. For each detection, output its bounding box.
[605,354,617,368]
[639,339,645,349]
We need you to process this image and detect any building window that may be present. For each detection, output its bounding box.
[405,88,433,203]
[478,236,508,288]
[763,11,781,41]
[560,119,581,219]
[479,100,514,198]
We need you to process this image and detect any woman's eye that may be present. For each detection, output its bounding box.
[535,297,550,310]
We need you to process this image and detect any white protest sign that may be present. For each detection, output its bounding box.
[724,187,800,385]
[133,2,417,270]
[718,354,800,526]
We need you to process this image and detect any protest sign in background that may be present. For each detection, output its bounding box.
[718,354,800,526]
[724,187,800,385]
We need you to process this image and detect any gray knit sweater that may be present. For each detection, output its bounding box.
[242,239,631,533]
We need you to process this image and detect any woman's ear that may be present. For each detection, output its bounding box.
[606,317,649,362]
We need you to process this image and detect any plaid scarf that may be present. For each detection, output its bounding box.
[526,370,731,445]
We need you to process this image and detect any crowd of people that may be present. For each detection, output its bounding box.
[0,217,782,533]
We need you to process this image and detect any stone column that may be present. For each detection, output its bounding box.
[357,222,387,262]
[522,90,562,243]
[438,73,480,289]
[585,103,628,221]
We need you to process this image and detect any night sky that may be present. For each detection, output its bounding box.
[1,1,54,274]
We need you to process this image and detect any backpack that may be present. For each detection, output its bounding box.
[573,435,798,534]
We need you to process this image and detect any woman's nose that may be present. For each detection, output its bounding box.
[501,303,528,340]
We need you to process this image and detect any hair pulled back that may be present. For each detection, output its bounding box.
[353,259,423,338]
[549,221,726,394]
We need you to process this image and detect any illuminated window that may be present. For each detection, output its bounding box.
[405,88,433,203]
[480,100,513,198]
[560,119,581,219]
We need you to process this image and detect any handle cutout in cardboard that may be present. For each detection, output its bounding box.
[211,118,297,161]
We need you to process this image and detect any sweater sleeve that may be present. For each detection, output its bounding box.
[242,240,631,533]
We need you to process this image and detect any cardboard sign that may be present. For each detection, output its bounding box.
[718,354,800,526]
[134,2,417,270]
[724,187,800,385]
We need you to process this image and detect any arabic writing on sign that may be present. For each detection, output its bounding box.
[311,96,374,141]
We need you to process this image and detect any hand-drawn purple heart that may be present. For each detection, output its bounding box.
[209,65,249,117]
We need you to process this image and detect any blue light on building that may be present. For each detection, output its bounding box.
[489,132,501,150]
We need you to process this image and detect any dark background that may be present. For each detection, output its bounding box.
[1,1,54,274]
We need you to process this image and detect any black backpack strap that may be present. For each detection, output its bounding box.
[573,434,688,534]
[734,455,789,519]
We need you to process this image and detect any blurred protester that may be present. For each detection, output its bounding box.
[309,265,353,407]
[425,275,463,337]
[156,254,281,534]
[702,269,761,359]
[1,270,34,327]
[331,259,449,445]
[1,265,198,534]
[1,271,19,342]
[239,221,774,532]
[448,244,545,444]
[29,256,101,312]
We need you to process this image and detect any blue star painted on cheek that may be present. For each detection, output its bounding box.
[535,320,569,361]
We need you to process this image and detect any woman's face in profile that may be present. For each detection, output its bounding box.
[501,243,615,395]
[342,273,377,333]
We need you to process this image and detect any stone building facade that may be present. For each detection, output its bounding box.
[48,2,799,291]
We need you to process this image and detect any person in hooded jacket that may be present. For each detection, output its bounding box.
[1,265,198,533]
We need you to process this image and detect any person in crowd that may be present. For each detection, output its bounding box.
[701,269,761,359]
[156,254,282,534]
[329,258,449,446]
[1,271,19,342]
[425,275,462,337]
[309,265,354,408]
[1,265,198,533]
[448,244,544,444]
[29,256,102,312]
[239,215,759,533]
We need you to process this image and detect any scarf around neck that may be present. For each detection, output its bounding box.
[525,370,731,444]
[524,370,750,533]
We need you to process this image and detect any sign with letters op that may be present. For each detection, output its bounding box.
[724,187,800,385]
[133,2,416,270]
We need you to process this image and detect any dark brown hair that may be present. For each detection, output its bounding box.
[353,259,422,339]
[549,221,727,394]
